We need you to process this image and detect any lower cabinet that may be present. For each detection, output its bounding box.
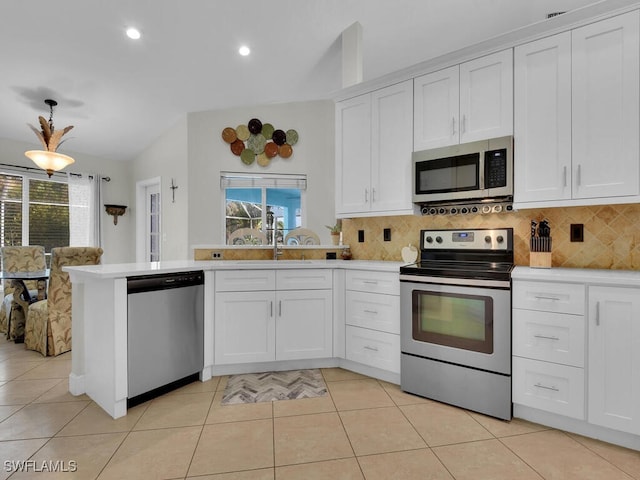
[588,286,640,435]
[214,269,333,365]
[344,270,400,374]
[513,272,640,444]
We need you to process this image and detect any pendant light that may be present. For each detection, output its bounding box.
[25,99,75,177]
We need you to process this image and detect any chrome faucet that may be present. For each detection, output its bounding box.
[273,229,283,260]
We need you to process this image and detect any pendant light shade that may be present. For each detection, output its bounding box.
[25,99,75,177]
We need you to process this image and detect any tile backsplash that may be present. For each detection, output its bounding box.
[342,203,640,270]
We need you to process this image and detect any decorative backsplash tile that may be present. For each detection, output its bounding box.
[342,203,640,270]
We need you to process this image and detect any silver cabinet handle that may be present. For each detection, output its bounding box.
[596,301,600,326]
[363,280,378,285]
[452,117,456,136]
[534,334,560,341]
[534,382,559,392]
[371,187,376,203]
[363,345,379,352]
[563,166,567,187]
[270,301,273,317]
[364,309,378,315]
[364,188,368,202]
[534,295,560,301]
[279,300,282,317]
[576,164,581,186]
[461,114,466,134]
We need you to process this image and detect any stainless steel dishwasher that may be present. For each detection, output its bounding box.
[127,270,204,407]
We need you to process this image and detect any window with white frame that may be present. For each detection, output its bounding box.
[221,172,306,245]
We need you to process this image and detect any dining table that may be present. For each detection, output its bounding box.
[1,269,49,343]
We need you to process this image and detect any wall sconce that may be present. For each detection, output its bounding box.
[104,204,127,225]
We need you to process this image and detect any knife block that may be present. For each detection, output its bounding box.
[529,251,552,268]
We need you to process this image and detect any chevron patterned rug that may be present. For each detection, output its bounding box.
[221,369,327,405]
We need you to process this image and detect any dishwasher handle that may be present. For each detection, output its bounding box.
[127,270,204,294]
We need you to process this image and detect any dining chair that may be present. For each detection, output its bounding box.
[284,227,320,245]
[0,245,46,336]
[24,246,103,356]
[228,228,268,245]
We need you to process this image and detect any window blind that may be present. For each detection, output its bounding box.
[220,172,307,190]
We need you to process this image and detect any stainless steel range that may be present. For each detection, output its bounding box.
[399,228,514,420]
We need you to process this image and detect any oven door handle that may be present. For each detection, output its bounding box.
[399,274,510,289]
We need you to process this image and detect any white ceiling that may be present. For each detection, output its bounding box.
[1,0,598,162]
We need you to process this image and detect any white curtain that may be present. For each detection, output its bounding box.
[68,173,102,247]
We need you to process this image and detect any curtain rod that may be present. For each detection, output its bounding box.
[0,163,111,182]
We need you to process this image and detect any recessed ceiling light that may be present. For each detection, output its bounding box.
[239,45,250,56]
[126,27,141,40]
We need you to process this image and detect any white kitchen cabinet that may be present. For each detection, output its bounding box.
[214,290,275,364]
[335,80,414,217]
[214,269,333,365]
[512,279,586,419]
[588,285,640,435]
[514,11,640,206]
[344,269,400,374]
[514,32,572,203]
[414,49,513,150]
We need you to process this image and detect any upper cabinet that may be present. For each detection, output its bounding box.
[514,11,640,206]
[335,80,414,217]
[414,49,513,150]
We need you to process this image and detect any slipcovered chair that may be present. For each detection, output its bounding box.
[284,228,320,245]
[228,228,268,245]
[0,245,47,336]
[24,247,103,356]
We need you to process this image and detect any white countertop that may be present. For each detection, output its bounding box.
[64,259,405,280]
[513,266,640,287]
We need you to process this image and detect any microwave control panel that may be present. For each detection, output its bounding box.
[484,149,507,188]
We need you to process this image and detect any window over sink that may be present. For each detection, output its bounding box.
[220,172,306,245]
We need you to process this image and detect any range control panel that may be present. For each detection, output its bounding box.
[421,228,512,251]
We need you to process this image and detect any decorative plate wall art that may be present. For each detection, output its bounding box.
[221,118,298,167]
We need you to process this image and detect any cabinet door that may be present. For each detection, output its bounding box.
[514,32,572,203]
[588,286,640,435]
[370,80,414,214]
[413,66,459,150]
[276,290,333,360]
[459,49,513,143]
[572,11,640,199]
[335,94,372,215]
[214,291,275,364]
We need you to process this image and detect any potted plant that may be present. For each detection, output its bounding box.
[326,223,341,245]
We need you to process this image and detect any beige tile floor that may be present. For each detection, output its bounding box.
[1,340,639,480]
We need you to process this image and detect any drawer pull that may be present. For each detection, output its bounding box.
[534,295,561,301]
[363,280,378,285]
[534,382,559,392]
[363,345,379,352]
[364,309,378,315]
[533,334,560,341]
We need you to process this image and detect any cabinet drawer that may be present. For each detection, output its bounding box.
[346,290,400,334]
[513,280,585,314]
[513,309,585,367]
[346,270,399,295]
[345,325,400,373]
[513,356,585,419]
[276,269,332,290]
[215,270,275,292]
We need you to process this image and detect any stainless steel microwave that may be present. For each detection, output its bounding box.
[412,136,513,204]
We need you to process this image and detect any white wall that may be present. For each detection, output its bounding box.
[0,137,132,264]
[187,100,336,248]
[130,116,189,261]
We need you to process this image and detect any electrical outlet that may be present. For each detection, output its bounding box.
[383,228,391,241]
[358,230,365,243]
[570,224,584,242]
[211,251,223,259]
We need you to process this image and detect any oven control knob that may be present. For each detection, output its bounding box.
[450,207,458,215]
[438,207,447,215]
[435,236,443,244]
[429,208,437,215]
[497,235,504,243]
[426,236,433,243]
[460,207,468,214]
[484,235,492,243]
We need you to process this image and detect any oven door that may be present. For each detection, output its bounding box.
[400,278,511,375]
